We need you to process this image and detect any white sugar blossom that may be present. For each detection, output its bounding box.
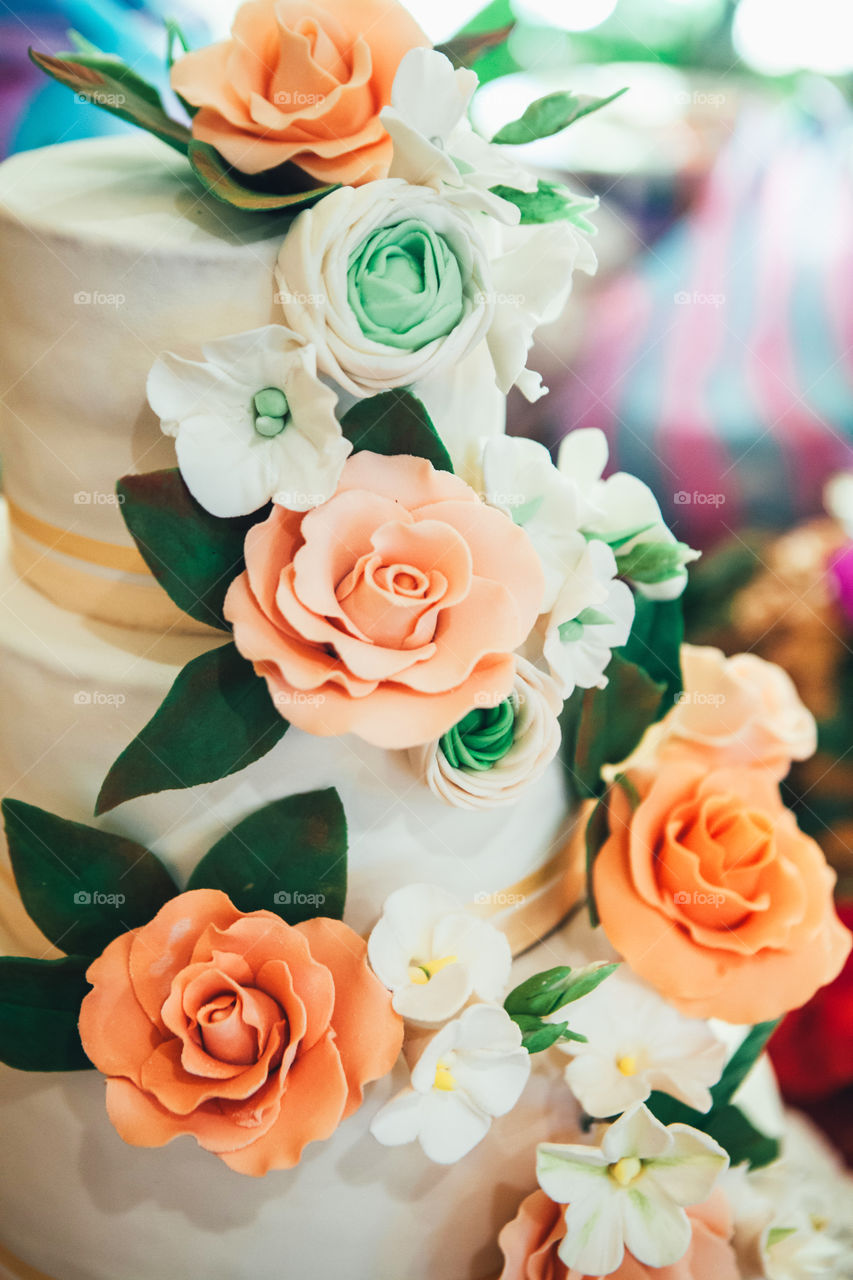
[381,48,535,223]
[558,428,699,600]
[147,325,349,518]
[555,968,727,1117]
[370,1003,530,1164]
[367,884,512,1026]
[408,657,562,810]
[537,1103,729,1275]
[543,538,635,697]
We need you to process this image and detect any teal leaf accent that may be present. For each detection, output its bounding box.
[187,789,347,924]
[340,390,453,472]
[117,468,263,631]
[492,87,628,146]
[29,49,191,155]
[616,539,698,585]
[96,643,287,815]
[187,142,339,213]
[491,180,599,231]
[2,800,177,956]
[0,956,93,1071]
[576,607,613,627]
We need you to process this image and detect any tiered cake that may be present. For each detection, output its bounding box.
[0,7,851,1280]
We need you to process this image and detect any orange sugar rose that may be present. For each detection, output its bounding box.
[78,889,403,1176]
[223,451,545,749]
[498,1188,739,1280]
[593,762,851,1024]
[170,0,430,184]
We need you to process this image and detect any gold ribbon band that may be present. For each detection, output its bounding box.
[0,1239,55,1280]
[6,497,149,575]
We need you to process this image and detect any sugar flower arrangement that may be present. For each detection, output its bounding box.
[1,3,849,1276]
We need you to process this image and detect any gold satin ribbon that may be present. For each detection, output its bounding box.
[0,1239,56,1280]
[6,497,149,575]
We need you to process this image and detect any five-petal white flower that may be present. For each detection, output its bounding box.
[537,1103,729,1275]
[370,1003,531,1164]
[367,883,512,1026]
[147,325,350,518]
[555,968,728,1117]
[542,538,635,697]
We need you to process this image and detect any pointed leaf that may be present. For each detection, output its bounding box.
[96,643,287,815]
[619,596,684,711]
[491,180,599,231]
[118,468,262,631]
[511,1015,572,1055]
[506,962,617,1017]
[492,87,628,146]
[340,391,453,472]
[571,653,665,797]
[187,789,347,924]
[435,24,514,70]
[712,1020,781,1108]
[29,49,191,155]
[2,800,177,956]
[165,17,191,69]
[188,142,338,213]
[0,956,92,1071]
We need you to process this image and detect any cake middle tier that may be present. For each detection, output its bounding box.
[0,503,579,958]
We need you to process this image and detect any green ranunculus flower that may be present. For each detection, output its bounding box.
[347,218,466,351]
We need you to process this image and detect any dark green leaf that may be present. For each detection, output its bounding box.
[435,24,514,70]
[492,180,600,229]
[118,468,262,631]
[505,962,618,1018]
[492,87,628,146]
[188,142,338,213]
[571,653,665,796]
[340,391,453,472]
[187,789,347,924]
[29,49,191,155]
[511,1014,571,1055]
[0,956,92,1071]
[712,1020,782,1108]
[618,596,684,713]
[2,799,177,956]
[96,643,287,815]
[704,1104,780,1169]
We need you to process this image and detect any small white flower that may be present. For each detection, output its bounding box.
[762,1214,847,1280]
[408,656,562,810]
[370,1003,530,1164]
[367,884,512,1026]
[543,538,635,697]
[555,968,727,1117]
[147,325,349,518]
[381,48,535,224]
[558,428,699,600]
[537,1102,729,1275]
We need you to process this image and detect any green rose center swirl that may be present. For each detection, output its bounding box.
[439,699,517,773]
[347,219,466,351]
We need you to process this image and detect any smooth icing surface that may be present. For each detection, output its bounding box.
[0,501,573,956]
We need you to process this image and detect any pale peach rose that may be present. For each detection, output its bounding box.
[171,0,429,184]
[659,646,816,779]
[223,451,545,748]
[498,1188,740,1280]
[78,889,403,1176]
[593,762,851,1024]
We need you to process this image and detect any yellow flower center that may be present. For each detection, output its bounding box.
[609,1156,643,1187]
[616,1054,638,1077]
[407,954,458,985]
[433,1060,456,1092]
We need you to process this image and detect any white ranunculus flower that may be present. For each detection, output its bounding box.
[408,657,562,810]
[537,1103,729,1275]
[147,325,349,518]
[558,428,699,600]
[367,883,511,1027]
[554,968,727,1117]
[381,48,535,224]
[370,1003,531,1164]
[276,179,494,399]
[542,538,635,697]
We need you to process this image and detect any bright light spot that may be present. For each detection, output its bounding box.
[517,0,619,33]
[400,0,487,42]
[734,0,853,76]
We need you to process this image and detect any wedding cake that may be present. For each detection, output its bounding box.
[0,5,850,1280]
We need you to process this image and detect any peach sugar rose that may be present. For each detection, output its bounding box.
[171,0,429,184]
[593,762,851,1024]
[79,889,403,1176]
[498,1188,739,1280]
[224,451,545,749]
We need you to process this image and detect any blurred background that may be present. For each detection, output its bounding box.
[4,0,853,1154]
